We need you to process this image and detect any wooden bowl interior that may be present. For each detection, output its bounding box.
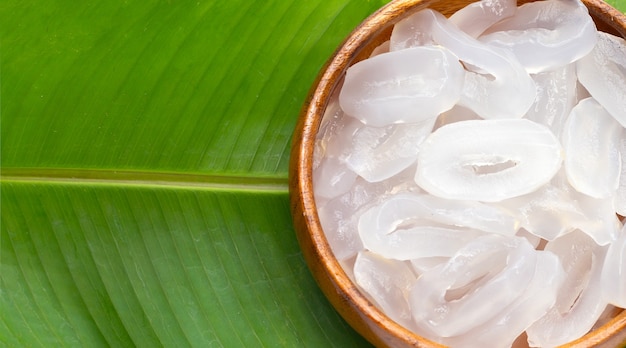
[289,0,626,347]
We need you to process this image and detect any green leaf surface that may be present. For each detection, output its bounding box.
[1,0,392,346]
[1,0,388,176]
[2,182,363,346]
[2,0,625,347]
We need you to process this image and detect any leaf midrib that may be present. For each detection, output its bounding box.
[0,168,289,192]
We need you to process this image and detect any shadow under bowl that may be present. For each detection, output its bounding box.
[289,0,626,347]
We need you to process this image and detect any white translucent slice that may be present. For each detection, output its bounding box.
[374,164,425,196]
[479,0,597,73]
[601,225,626,307]
[324,116,364,159]
[616,136,626,216]
[358,207,485,260]
[313,156,358,199]
[545,230,603,313]
[527,230,609,348]
[448,0,516,38]
[317,113,432,192]
[344,119,435,182]
[562,98,622,199]
[318,195,365,261]
[498,176,620,245]
[432,104,482,131]
[525,63,578,137]
[338,46,464,126]
[354,250,417,328]
[391,9,536,120]
[577,32,626,127]
[498,183,579,241]
[441,251,564,348]
[367,192,519,236]
[312,140,324,174]
[315,105,364,167]
[316,91,344,143]
[409,235,537,337]
[317,178,389,261]
[409,256,449,274]
[318,171,424,260]
[568,187,621,246]
[313,109,361,199]
[415,119,563,202]
[314,99,344,168]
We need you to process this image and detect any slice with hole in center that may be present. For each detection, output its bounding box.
[415,119,563,202]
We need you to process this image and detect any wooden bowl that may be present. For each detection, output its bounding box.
[289,0,626,347]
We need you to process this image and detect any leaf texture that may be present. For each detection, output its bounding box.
[0,0,392,346]
[1,0,386,176]
[1,182,367,346]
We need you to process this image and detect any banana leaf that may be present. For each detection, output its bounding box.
[1,0,625,347]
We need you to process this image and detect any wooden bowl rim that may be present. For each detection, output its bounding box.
[289,0,626,347]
